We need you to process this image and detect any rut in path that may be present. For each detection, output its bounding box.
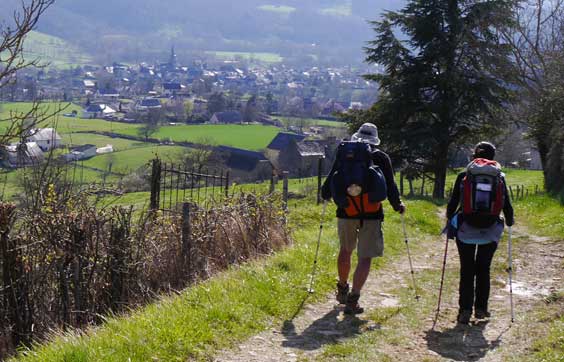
[213,220,564,362]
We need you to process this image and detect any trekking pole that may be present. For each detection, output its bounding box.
[507,226,515,323]
[308,201,328,293]
[433,232,450,330]
[401,213,420,301]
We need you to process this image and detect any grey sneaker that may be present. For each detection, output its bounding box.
[344,293,364,315]
[336,282,349,304]
[457,309,472,324]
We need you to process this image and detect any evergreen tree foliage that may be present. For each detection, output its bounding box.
[359,0,517,197]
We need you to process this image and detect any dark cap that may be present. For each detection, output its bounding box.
[473,141,496,160]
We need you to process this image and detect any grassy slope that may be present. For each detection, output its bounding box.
[116,124,281,151]
[9,171,562,361]
[24,31,93,69]
[81,145,186,174]
[11,190,442,361]
[278,116,347,128]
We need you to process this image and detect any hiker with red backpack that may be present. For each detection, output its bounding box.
[321,123,405,315]
[446,142,514,324]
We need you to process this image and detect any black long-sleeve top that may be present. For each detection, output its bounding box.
[446,172,514,226]
[321,147,402,220]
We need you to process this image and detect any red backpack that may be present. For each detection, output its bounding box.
[462,158,505,227]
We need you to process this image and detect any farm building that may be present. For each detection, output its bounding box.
[26,128,63,151]
[96,144,114,154]
[82,104,117,119]
[3,142,44,168]
[267,132,306,151]
[136,98,162,111]
[162,82,185,96]
[64,144,97,161]
[96,88,120,99]
[278,139,326,177]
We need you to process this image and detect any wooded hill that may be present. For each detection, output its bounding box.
[0,0,402,65]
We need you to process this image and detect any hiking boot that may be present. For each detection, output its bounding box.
[475,309,491,319]
[457,309,472,324]
[336,282,349,304]
[344,293,364,315]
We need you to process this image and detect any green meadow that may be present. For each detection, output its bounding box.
[115,123,281,151]
[81,145,186,174]
[278,116,347,128]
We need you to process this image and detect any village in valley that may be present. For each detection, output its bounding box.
[0,46,384,188]
[0,45,543,198]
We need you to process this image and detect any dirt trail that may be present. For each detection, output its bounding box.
[213,216,563,362]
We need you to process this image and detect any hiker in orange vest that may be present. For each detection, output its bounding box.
[446,142,514,324]
[322,123,405,315]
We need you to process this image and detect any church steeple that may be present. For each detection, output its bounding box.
[169,45,177,69]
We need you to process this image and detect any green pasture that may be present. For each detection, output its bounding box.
[23,31,93,69]
[278,116,347,128]
[0,102,136,136]
[0,102,81,120]
[2,103,283,151]
[116,124,280,151]
[82,145,185,174]
[64,133,149,151]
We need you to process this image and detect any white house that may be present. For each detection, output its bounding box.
[82,104,117,119]
[27,128,63,151]
[64,144,97,161]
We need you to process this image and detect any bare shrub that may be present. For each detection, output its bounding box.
[0,189,289,357]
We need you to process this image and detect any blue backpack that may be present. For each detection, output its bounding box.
[329,141,387,217]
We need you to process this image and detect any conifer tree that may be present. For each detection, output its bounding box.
[360,0,516,197]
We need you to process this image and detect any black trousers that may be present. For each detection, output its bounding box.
[456,240,498,312]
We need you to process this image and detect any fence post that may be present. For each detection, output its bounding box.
[283,171,289,210]
[150,158,161,211]
[181,202,192,282]
[509,186,514,200]
[225,170,230,198]
[269,170,275,194]
[317,157,324,205]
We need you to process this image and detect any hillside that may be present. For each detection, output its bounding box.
[0,0,404,66]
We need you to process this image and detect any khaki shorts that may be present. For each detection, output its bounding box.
[337,218,384,258]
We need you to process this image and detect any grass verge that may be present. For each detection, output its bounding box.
[11,195,442,361]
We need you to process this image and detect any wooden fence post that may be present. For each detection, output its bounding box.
[283,171,289,210]
[317,157,324,205]
[269,172,275,194]
[150,158,161,211]
[181,202,192,282]
[509,186,514,200]
[225,170,230,198]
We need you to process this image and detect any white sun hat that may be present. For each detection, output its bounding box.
[351,122,380,146]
